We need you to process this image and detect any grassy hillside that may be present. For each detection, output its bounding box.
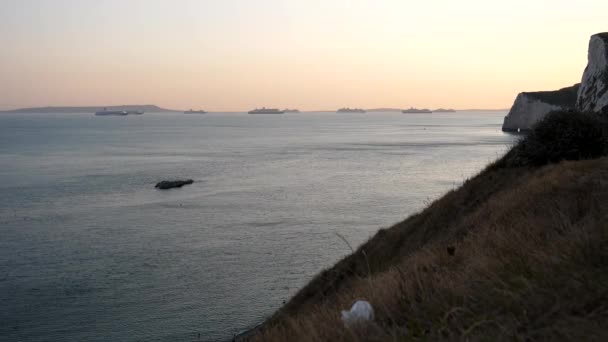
[246,111,608,341]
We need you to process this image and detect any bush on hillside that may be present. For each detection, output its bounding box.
[498,110,608,167]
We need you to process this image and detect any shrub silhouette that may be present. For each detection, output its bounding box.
[500,110,608,167]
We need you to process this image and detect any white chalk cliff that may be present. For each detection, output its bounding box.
[502,85,579,132]
[502,32,608,131]
[576,33,608,113]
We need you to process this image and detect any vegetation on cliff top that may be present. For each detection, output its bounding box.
[522,84,580,108]
[498,110,608,167]
[248,111,608,341]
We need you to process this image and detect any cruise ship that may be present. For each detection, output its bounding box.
[95,108,128,116]
[184,109,207,114]
[337,108,366,113]
[248,108,284,114]
[402,107,433,114]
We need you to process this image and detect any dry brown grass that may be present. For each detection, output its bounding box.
[247,157,608,341]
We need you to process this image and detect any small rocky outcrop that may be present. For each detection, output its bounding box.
[155,179,194,190]
[576,33,608,113]
[502,84,579,132]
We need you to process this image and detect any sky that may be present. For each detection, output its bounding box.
[1,0,607,111]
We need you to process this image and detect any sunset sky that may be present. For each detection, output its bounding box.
[1,0,607,111]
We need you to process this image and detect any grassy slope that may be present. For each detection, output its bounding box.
[249,113,608,341]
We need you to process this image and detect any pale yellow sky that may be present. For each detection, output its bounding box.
[1,0,606,111]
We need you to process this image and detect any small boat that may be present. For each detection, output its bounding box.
[248,108,284,114]
[184,109,207,114]
[95,108,128,116]
[127,110,144,115]
[337,108,366,113]
[402,107,432,114]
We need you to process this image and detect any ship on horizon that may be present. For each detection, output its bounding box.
[95,108,145,116]
[248,107,284,114]
[337,108,366,113]
[283,109,300,113]
[184,109,207,114]
[402,107,432,114]
[95,108,128,116]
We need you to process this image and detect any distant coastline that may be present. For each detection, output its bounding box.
[461,108,509,112]
[0,106,511,114]
[365,108,403,112]
[0,105,181,114]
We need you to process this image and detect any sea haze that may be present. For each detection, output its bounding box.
[0,111,516,341]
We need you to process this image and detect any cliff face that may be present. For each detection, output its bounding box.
[502,32,608,132]
[576,33,608,113]
[501,85,579,132]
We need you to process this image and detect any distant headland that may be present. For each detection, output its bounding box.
[503,32,608,132]
[0,105,181,114]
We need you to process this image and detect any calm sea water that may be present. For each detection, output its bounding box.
[0,111,515,341]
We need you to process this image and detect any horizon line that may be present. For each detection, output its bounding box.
[0,104,510,113]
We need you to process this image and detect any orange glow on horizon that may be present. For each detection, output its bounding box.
[1,0,606,111]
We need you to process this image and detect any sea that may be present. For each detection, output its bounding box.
[0,111,517,341]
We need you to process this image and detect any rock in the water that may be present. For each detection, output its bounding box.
[502,84,579,132]
[576,32,608,113]
[155,179,194,190]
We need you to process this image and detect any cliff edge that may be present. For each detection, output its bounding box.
[501,84,579,132]
[577,32,608,113]
[502,32,608,131]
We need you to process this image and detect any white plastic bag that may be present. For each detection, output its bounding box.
[341,300,374,327]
